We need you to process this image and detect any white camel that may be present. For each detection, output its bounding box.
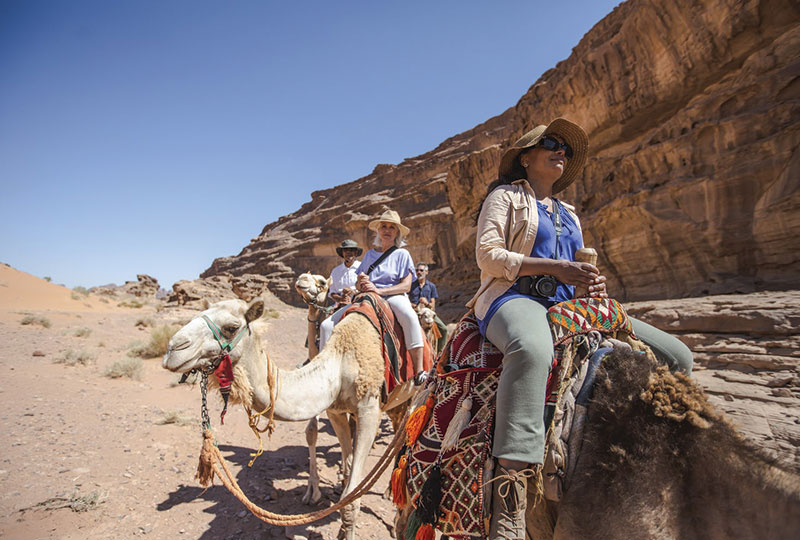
[416,306,441,354]
[295,272,335,505]
[162,297,407,540]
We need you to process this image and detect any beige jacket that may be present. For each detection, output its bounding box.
[466,179,581,319]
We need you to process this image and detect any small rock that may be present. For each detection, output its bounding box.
[723,394,734,402]
[237,510,247,518]
[766,374,795,388]
[771,388,793,398]
[32,351,45,357]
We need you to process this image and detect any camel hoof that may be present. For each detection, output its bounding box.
[301,486,322,505]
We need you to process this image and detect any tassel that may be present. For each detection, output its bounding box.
[417,464,442,525]
[214,354,234,424]
[441,396,472,452]
[414,523,435,540]
[405,394,435,447]
[391,455,409,507]
[404,509,423,540]
[195,429,216,488]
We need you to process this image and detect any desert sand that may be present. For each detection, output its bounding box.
[0,266,396,540]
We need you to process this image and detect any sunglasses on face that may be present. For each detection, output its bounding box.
[416,268,427,272]
[535,136,573,159]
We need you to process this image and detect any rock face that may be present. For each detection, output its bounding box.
[626,290,800,469]
[90,274,160,298]
[202,0,800,314]
[166,273,271,310]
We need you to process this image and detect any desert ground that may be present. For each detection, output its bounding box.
[0,265,396,540]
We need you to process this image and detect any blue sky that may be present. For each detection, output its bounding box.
[1,0,621,289]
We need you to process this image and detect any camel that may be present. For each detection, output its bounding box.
[294,272,340,505]
[415,306,441,354]
[295,272,331,362]
[396,347,800,540]
[163,297,409,540]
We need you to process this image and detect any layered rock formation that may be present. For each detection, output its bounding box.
[203,0,800,315]
[626,290,800,469]
[91,274,160,298]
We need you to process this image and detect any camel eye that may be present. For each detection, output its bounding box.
[223,324,239,336]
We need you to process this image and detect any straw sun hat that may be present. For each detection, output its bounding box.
[368,209,410,236]
[497,117,588,194]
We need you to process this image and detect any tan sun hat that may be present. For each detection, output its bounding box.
[497,117,588,194]
[368,209,410,236]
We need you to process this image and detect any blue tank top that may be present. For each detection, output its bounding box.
[477,199,583,336]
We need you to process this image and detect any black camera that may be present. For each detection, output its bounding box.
[517,275,559,297]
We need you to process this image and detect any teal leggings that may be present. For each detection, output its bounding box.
[486,297,693,464]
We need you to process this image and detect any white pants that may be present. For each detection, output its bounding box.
[319,294,425,352]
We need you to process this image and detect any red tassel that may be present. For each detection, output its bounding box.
[414,523,435,540]
[391,455,408,507]
[405,394,434,447]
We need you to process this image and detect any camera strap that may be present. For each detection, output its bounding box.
[551,198,563,259]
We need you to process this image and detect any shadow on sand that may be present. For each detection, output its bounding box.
[157,416,396,539]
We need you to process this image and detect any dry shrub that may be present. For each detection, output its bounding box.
[104,357,143,380]
[56,349,95,366]
[23,490,104,513]
[74,327,92,338]
[265,308,280,319]
[118,300,144,309]
[156,410,196,426]
[130,325,177,358]
[73,286,89,296]
[135,317,154,328]
[20,315,51,328]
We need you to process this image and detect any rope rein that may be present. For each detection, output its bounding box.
[197,397,409,526]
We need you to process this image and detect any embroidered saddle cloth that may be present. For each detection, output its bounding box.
[342,292,433,398]
[399,297,637,539]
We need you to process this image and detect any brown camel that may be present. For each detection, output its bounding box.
[527,348,800,539]
[396,347,800,540]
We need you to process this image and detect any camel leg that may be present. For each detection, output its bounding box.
[337,395,381,540]
[327,410,354,489]
[301,416,322,504]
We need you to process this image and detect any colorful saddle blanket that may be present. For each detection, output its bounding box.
[398,297,634,539]
[342,292,433,397]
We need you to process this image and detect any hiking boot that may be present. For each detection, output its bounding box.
[488,464,538,540]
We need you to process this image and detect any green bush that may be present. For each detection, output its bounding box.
[20,315,51,328]
[130,325,177,358]
[43,276,52,282]
[104,357,143,380]
[55,349,95,366]
[73,286,89,296]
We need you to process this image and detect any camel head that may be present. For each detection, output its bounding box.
[295,272,329,306]
[417,306,436,331]
[162,298,264,373]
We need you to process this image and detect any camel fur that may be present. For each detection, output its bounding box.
[527,347,800,540]
[163,298,411,540]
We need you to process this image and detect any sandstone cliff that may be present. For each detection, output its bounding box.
[203,0,800,317]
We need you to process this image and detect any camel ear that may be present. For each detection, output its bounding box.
[245,298,265,323]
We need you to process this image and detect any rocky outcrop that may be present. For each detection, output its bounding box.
[626,290,800,469]
[91,274,160,298]
[166,273,271,309]
[202,0,800,312]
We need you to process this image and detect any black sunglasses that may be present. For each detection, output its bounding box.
[535,136,573,159]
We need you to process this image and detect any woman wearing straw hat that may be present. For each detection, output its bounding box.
[319,210,427,382]
[468,118,693,539]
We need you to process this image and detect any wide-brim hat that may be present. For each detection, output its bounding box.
[336,239,363,257]
[368,209,410,236]
[497,118,588,194]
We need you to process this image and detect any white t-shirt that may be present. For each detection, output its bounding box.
[330,260,360,295]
